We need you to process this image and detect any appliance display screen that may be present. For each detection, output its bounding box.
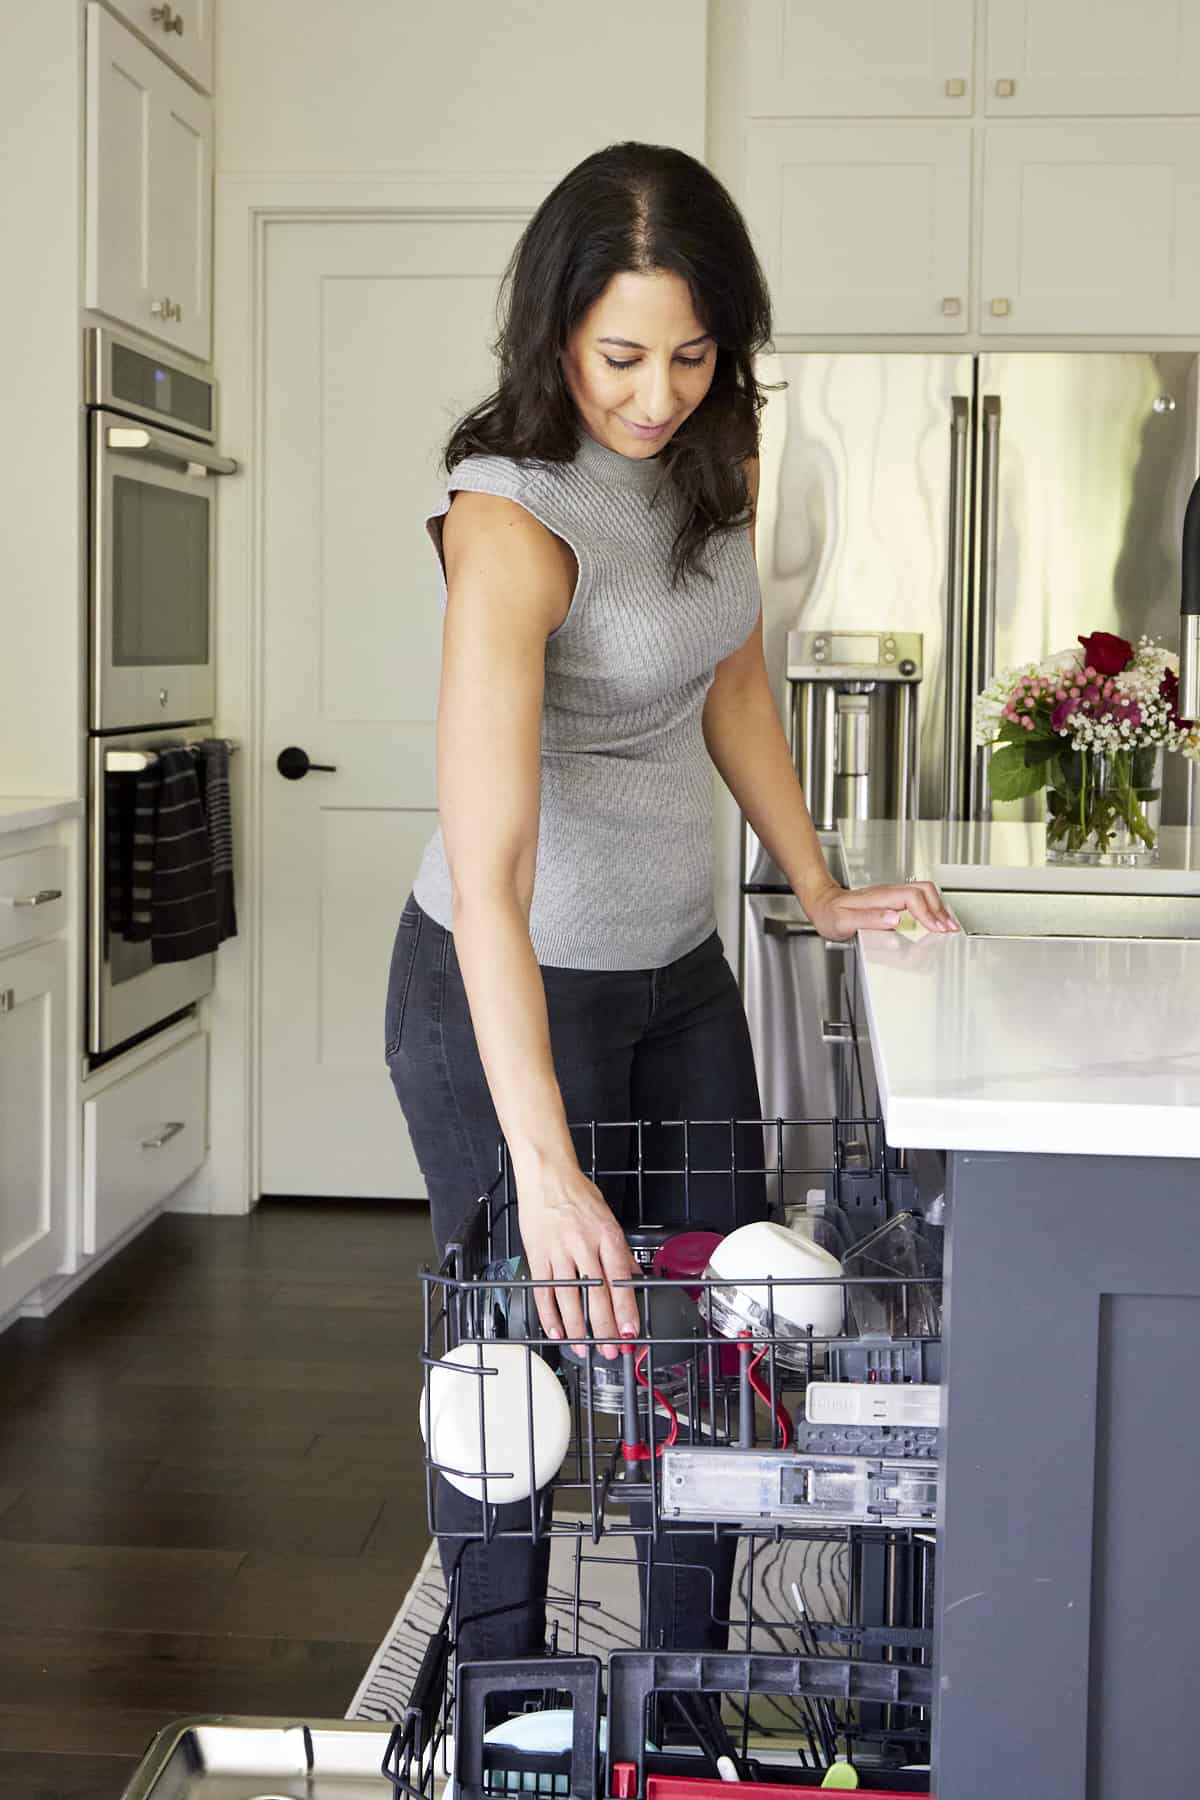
[112,477,210,666]
[111,341,213,433]
[829,634,879,664]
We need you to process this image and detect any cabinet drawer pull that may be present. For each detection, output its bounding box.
[1,888,63,908]
[821,1019,855,1044]
[0,989,13,1014]
[150,4,185,33]
[141,1121,185,1150]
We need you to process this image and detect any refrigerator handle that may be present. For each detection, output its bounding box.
[971,394,1003,820]
[943,396,970,821]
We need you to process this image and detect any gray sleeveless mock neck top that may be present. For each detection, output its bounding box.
[411,426,761,969]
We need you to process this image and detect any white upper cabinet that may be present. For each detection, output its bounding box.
[985,0,1200,116]
[747,0,975,117]
[101,0,214,94]
[746,122,971,333]
[981,123,1200,334]
[86,4,212,361]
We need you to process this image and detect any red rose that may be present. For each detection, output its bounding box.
[1077,630,1134,676]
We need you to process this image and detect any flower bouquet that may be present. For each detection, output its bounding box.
[974,631,1199,864]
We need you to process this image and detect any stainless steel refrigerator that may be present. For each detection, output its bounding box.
[736,350,1200,1156]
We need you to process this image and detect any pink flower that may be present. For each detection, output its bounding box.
[1051,696,1079,732]
[1083,684,1100,704]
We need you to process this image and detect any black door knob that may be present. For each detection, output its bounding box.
[276,746,337,781]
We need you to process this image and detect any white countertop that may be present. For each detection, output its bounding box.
[0,796,83,836]
[841,819,1200,1158]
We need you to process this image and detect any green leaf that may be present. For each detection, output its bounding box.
[988,742,1050,801]
[1022,736,1059,767]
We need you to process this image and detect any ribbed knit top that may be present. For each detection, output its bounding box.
[411,427,762,969]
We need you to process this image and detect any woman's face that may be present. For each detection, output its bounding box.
[559,268,717,459]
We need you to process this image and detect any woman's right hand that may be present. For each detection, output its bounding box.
[516,1156,641,1357]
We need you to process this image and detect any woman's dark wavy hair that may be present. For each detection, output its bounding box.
[440,141,780,587]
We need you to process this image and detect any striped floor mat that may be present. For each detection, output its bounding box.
[346,1529,850,1725]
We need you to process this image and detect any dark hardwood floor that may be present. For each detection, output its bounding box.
[0,1199,435,1798]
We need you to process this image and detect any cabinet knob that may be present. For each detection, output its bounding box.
[990,298,1011,318]
[994,78,1016,97]
[0,990,13,1015]
[941,297,962,317]
[944,78,967,98]
[150,4,185,34]
[151,296,172,318]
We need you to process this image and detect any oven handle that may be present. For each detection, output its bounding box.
[105,424,239,477]
[105,739,238,773]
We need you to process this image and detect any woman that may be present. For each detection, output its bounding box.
[386,140,957,1665]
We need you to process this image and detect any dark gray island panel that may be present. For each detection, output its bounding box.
[934,1148,1200,1799]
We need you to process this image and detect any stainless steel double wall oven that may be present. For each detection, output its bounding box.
[85,326,238,1060]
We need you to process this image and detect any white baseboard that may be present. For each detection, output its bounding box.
[4,1204,165,1327]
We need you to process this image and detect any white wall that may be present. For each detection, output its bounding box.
[216,0,707,173]
[0,4,85,798]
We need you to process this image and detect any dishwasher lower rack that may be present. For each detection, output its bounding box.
[383,1643,935,1800]
[418,1115,943,1546]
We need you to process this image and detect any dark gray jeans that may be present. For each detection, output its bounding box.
[385,893,764,1662]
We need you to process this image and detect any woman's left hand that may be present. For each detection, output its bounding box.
[804,879,960,943]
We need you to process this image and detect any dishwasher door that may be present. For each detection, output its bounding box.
[741,891,862,1199]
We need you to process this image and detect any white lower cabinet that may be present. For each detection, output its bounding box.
[0,940,67,1320]
[83,1032,207,1258]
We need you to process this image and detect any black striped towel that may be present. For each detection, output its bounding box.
[194,738,238,943]
[146,747,221,963]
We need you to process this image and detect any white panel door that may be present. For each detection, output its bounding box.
[745,122,971,333]
[259,215,523,1198]
[747,0,975,117]
[985,0,1200,116]
[0,941,66,1320]
[103,0,216,94]
[980,123,1200,334]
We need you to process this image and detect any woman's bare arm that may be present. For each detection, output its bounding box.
[436,490,639,1349]
[702,460,957,937]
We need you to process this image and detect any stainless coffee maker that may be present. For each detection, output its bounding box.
[787,629,923,831]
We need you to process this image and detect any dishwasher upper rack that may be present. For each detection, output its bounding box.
[419,1115,943,1548]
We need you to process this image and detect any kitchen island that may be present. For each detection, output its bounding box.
[839,819,1200,1800]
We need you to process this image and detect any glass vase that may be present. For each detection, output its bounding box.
[1045,744,1162,866]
